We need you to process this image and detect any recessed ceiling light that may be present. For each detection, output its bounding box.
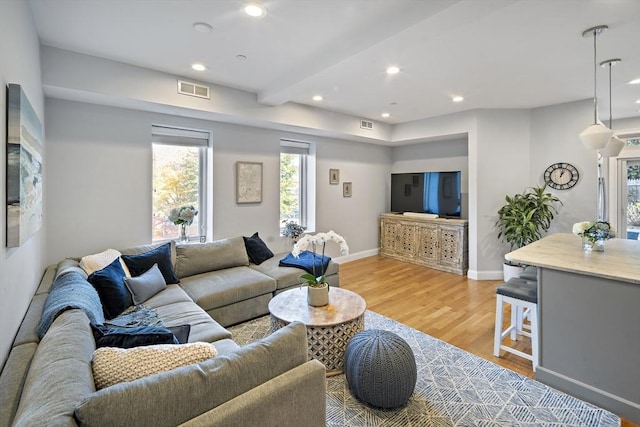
[386,66,400,75]
[236,54,247,60]
[635,99,640,104]
[312,95,323,101]
[452,96,464,103]
[629,78,640,85]
[191,63,207,71]
[244,3,266,17]
[192,22,212,33]
[381,113,390,118]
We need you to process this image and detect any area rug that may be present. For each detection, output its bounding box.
[228,310,620,427]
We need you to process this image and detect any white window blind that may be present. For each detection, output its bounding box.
[151,125,209,147]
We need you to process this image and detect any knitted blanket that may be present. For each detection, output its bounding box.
[105,305,162,328]
[37,271,105,338]
[279,250,330,276]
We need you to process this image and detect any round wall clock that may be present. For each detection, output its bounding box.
[544,162,579,190]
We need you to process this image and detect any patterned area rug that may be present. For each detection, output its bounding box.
[228,310,620,427]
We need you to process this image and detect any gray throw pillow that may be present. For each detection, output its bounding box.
[123,264,166,304]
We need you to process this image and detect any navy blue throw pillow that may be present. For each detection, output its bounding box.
[168,325,191,344]
[243,232,274,265]
[91,323,179,348]
[121,242,179,284]
[88,258,132,320]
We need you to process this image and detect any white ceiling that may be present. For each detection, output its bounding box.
[28,0,640,125]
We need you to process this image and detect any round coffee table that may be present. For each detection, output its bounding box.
[268,287,366,376]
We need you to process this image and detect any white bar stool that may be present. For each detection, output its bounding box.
[493,277,539,371]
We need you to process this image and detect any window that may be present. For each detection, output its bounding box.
[152,125,209,241]
[280,140,314,231]
[614,136,640,240]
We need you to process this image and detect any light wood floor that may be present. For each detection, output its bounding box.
[340,255,638,427]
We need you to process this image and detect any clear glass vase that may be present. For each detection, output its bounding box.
[179,223,189,243]
[582,236,604,252]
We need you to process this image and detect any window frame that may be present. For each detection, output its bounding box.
[280,139,315,233]
[151,125,210,242]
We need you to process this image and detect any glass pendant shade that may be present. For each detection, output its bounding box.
[579,122,613,150]
[599,135,625,158]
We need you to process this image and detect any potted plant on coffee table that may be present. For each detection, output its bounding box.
[292,231,349,306]
[495,185,562,280]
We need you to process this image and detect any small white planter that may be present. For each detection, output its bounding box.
[307,284,329,307]
[503,263,524,282]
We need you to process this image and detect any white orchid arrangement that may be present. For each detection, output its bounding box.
[292,230,349,287]
[572,221,615,245]
[168,205,198,226]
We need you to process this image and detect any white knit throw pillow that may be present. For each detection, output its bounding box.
[92,342,217,389]
[79,248,131,277]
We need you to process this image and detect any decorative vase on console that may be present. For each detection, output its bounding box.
[168,205,198,244]
[573,221,615,253]
[291,230,349,307]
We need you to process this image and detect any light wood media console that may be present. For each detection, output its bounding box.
[379,213,468,275]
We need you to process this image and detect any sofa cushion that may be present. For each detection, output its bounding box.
[175,237,249,279]
[150,300,232,343]
[91,323,179,349]
[141,285,232,343]
[74,322,308,427]
[92,342,218,390]
[12,310,95,427]
[122,242,179,285]
[180,267,275,311]
[0,342,38,426]
[88,257,132,320]
[79,248,131,277]
[123,263,167,304]
[243,232,274,265]
[13,293,47,346]
[36,264,57,294]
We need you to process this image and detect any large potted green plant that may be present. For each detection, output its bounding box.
[495,185,562,280]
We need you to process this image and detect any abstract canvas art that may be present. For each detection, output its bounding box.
[6,83,43,247]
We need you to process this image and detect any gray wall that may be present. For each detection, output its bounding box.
[44,98,390,264]
[0,0,47,366]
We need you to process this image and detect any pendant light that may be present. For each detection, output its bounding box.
[579,25,613,150]
[599,58,625,158]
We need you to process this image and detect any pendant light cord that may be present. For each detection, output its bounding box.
[608,63,613,129]
[592,28,598,124]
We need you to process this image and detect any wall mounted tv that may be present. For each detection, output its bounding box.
[390,171,462,218]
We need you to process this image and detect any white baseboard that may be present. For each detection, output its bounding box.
[468,269,504,281]
[334,248,379,264]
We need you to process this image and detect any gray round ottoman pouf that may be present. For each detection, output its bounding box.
[344,329,417,408]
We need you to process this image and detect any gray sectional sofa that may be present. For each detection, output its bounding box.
[0,236,339,426]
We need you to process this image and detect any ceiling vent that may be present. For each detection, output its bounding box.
[360,119,374,130]
[177,80,210,99]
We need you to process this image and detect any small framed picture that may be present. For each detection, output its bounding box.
[343,182,352,197]
[236,161,263,204]
[329,169,340,185]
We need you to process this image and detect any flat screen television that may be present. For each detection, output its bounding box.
[390,171,462,217]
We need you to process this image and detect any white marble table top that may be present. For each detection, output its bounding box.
[506,233,640,284]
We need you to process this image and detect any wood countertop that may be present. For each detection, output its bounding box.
[505,233,640,284]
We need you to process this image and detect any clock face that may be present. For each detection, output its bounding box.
[544,163,579,190]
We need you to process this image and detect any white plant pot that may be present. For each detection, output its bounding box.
[503,263,524,282]
[307,284,329,307]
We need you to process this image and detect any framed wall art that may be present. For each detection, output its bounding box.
[343,182,352,197]
[6,83,43,247]
[329,168,340,185]
[236,161,263,204]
